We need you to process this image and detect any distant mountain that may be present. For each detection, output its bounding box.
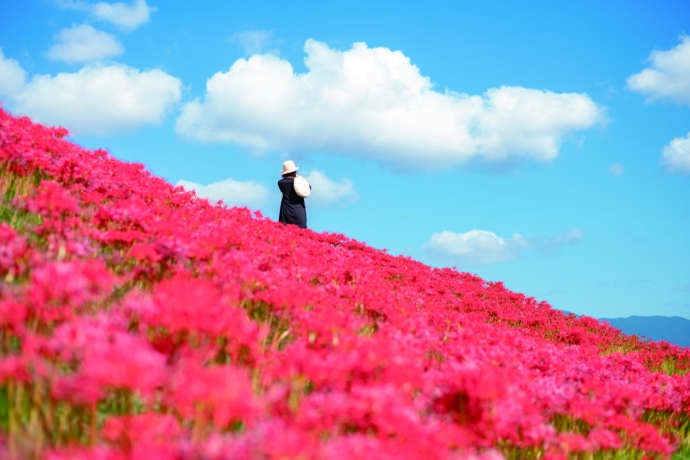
[599,316,690,348]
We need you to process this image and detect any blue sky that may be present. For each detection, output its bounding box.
[1,0,689,319]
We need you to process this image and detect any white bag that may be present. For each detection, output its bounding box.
[293,175,311,198]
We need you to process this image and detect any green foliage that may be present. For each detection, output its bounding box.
[674,444,690,459]
[551,413,592,435]
[497,442,544,460]
[98,390,146,418]
[645,410,690,459]
[0,168,44,235]
[243,300,293,350]
[0,386,9,433]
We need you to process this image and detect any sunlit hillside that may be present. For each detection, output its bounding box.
[1,107,689,459]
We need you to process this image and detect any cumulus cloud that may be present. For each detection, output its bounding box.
[427,227,584,266]
[176,177,269,209]
[627,35,690,106]
[303,170,357,206]
[0,49,26,98]
[230,29,277,55]
[47,24,124,63]
[426,230,529,266]
[662,132,690,174]
[57,0,152,31]
[609,162,624,176]
[1,49,180,135]
[5,61,180,135]
[176,39,603,170]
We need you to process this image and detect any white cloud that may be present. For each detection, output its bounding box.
[176,39,603,170]
[427,227,584,266]
[627,35,690,106]
[609,162,624,176]
[662,132,690,174]
[426,230,529,266]
[57,0,152,31]
[47,24,124,63]
[303,170,357,206]
[8,63,180,135]
[176,177,269,209]
[230,29,276,55]
[0,48,27,97]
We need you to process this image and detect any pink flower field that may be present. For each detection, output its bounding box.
[0,106,689,459]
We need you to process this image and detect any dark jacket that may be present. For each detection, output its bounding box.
[278,177,307,228]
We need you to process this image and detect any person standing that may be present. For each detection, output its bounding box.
[278,160,310,229]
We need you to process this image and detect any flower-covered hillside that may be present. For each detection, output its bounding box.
[0,106,689,459]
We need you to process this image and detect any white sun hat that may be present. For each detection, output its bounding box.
[294,175,311,198]
[280,160,299,175]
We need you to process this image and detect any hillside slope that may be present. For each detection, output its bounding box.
[1,107,689,459]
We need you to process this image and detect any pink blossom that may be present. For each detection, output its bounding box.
[0,106,688,458]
